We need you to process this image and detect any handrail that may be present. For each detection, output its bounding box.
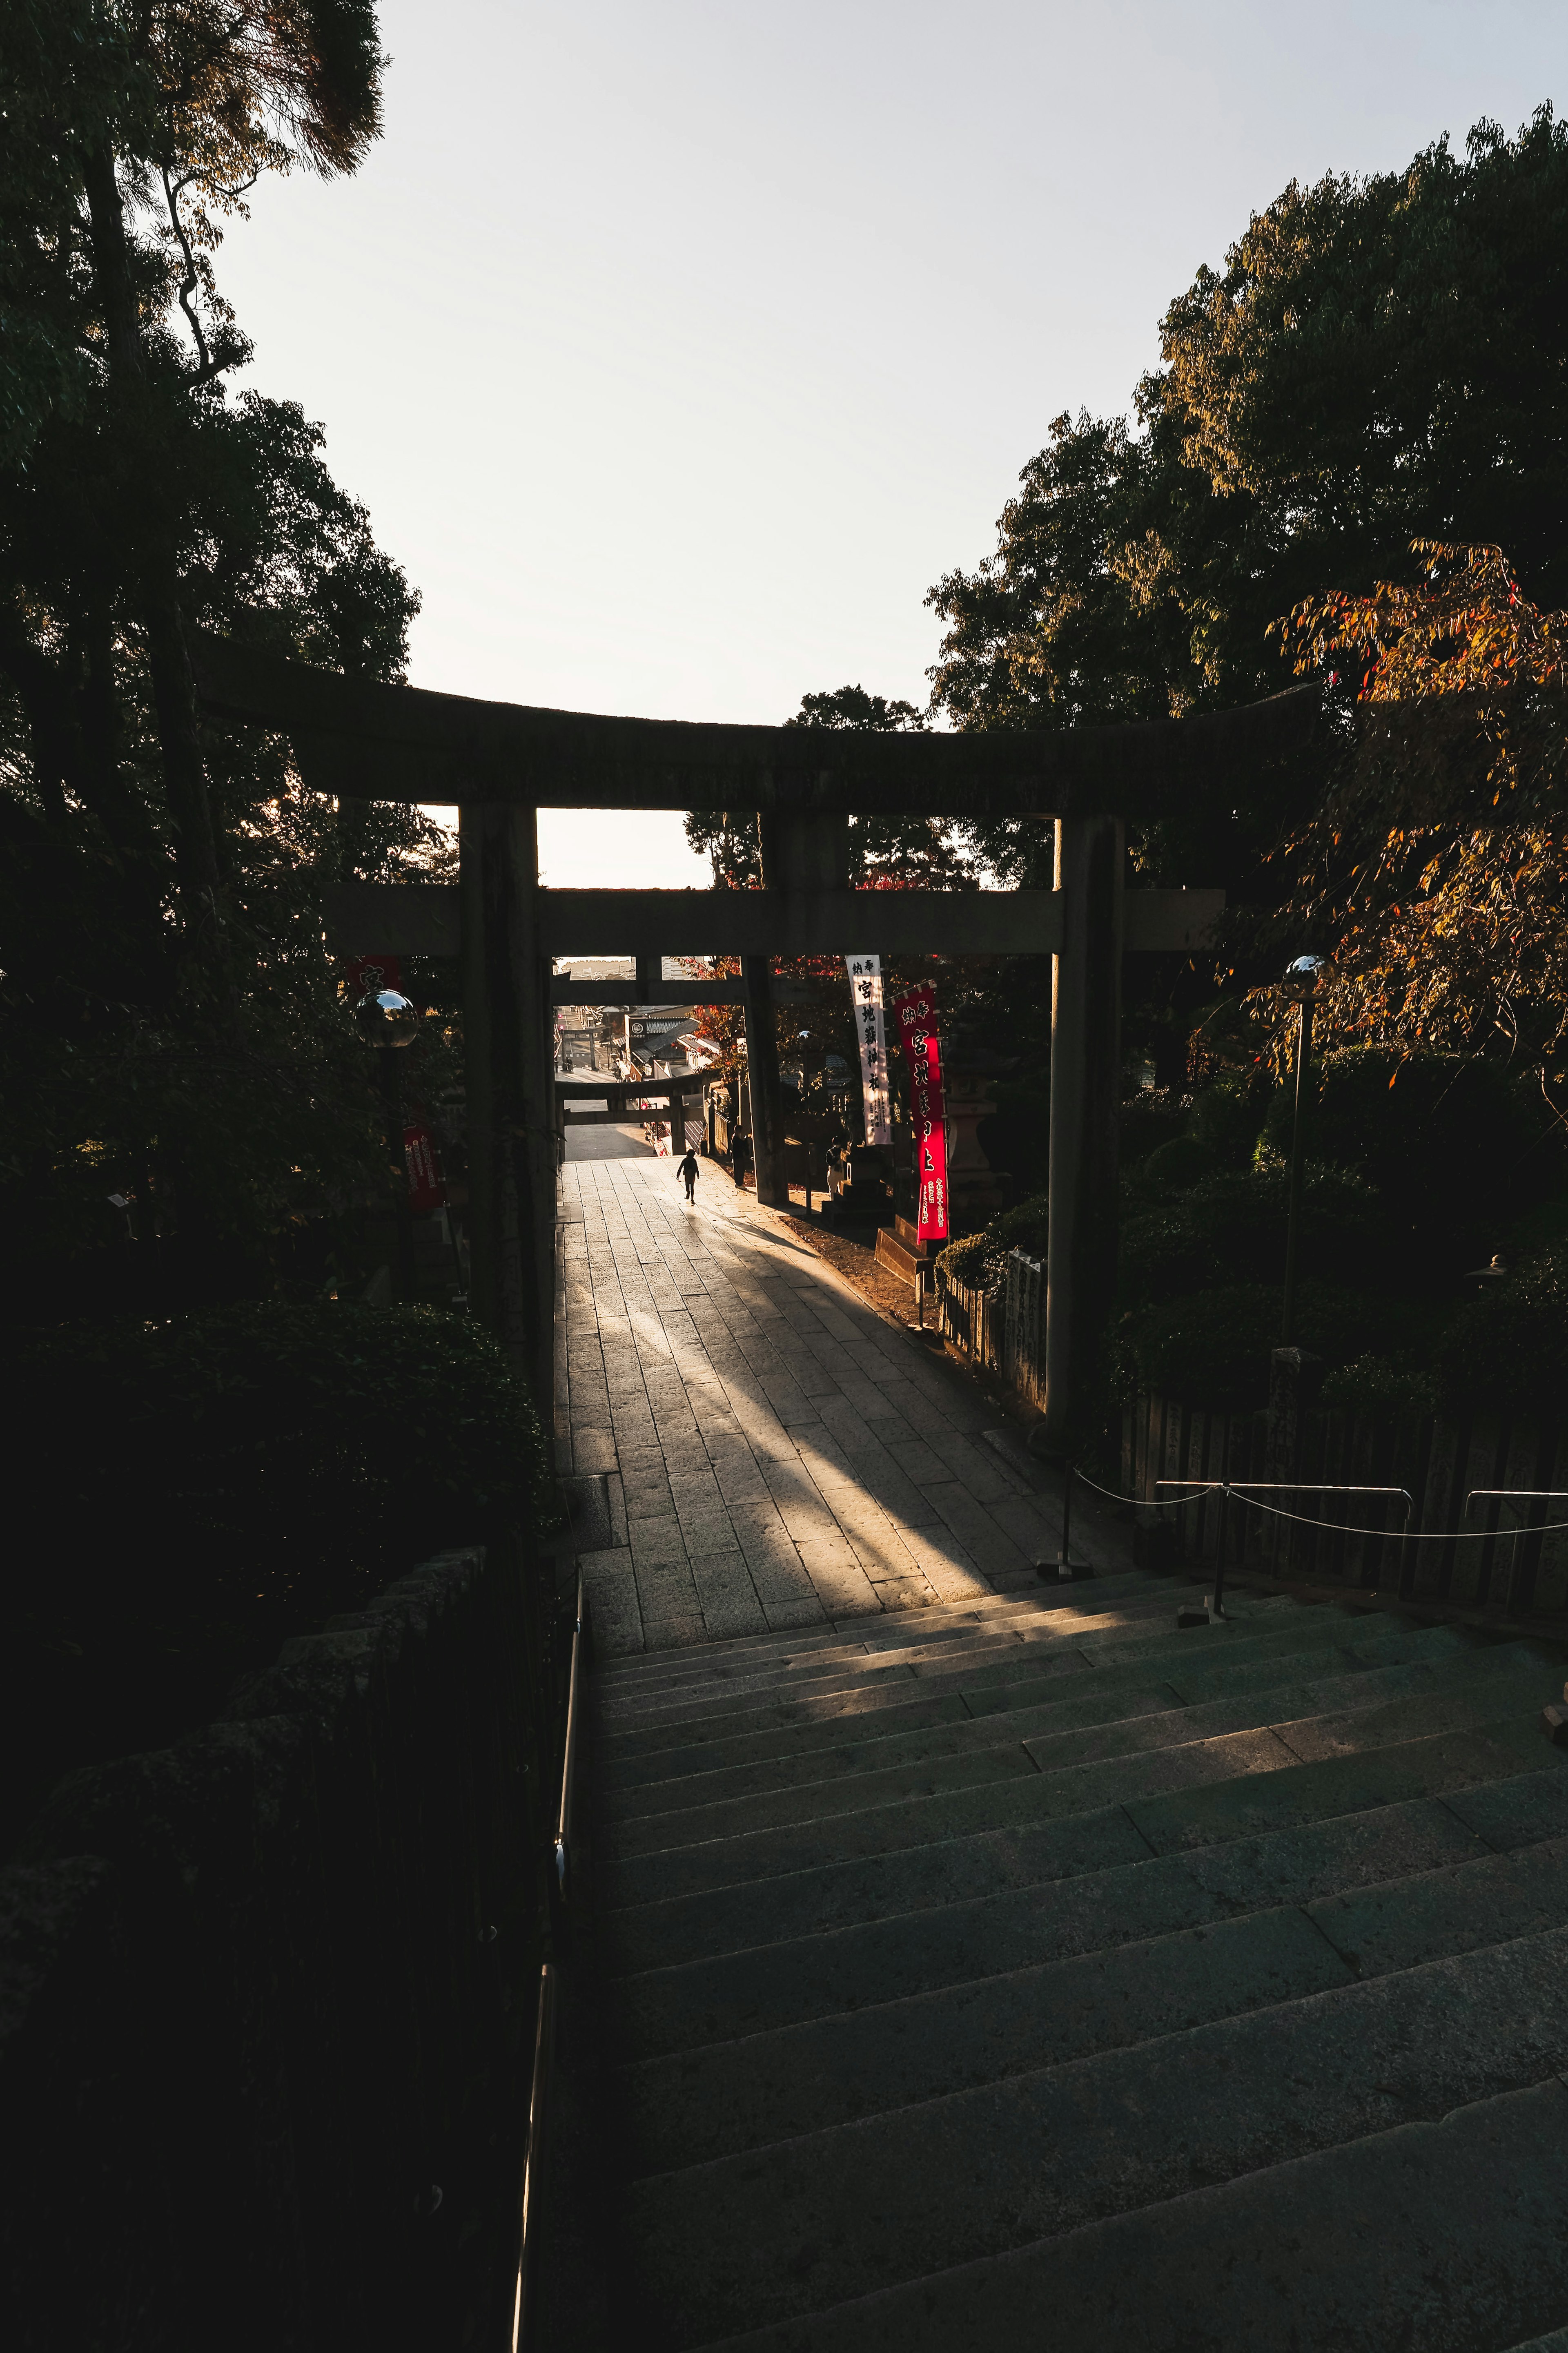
[1155,1479,1414,1625]
[510,1962,556,2353]
[512,1568,588,2352]
[554,1569,585,1903]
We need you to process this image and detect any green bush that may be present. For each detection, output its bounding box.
[1257,1048,1555,1253]
[936,1231,990,1291]
[937,1191,1049,1296]
[1320,1356,1441,1415]
[2,1303,557,1853]
[1119,1281,1389,1407]
[1137,1135,1220,1196]
[1120,1088,1188,1166]
[1437,1247,1568,1415]
[7,1303,555,1635]
[1187,1070,1274,1165]
[1119,1164,1388,1312]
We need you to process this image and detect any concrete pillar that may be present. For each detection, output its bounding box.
[1043,814,1124,1451]
[461,804,555,1421]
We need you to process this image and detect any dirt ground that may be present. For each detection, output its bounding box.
[777,1211,919,1325]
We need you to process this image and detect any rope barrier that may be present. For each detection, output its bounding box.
[1069,1464,1201,1514]
[1068,1465,1568,1545]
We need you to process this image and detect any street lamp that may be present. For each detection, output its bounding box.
[356,987,420,1295]
[1280,955,1327,1344]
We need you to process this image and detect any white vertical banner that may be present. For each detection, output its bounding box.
[844,954,891,1145]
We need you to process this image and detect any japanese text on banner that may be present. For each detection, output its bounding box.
[843,955,891,1146]
[891,981,949,1242]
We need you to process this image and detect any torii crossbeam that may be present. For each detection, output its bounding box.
[192,634,1316,1445]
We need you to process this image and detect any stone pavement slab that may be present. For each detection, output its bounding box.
[558,1145,1124,1654]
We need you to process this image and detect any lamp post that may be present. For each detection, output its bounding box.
[1279,955,1326,1344]
[357,986,420,1298]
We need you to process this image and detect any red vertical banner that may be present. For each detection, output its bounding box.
[402,1122,446,1211]
[343,952,403,1000]
[891,982,949,1242]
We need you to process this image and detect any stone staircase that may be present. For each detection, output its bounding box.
[589,1572,1568,2352]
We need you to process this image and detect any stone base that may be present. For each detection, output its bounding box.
[875,1223,939,1287]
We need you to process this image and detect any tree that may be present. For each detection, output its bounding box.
[0,1,444,1303]
[929,105,1568,903]
[920,106,1568,1100]
[684,681,970,888]
[1263,540,1568,1120]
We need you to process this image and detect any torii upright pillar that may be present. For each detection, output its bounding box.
[745,801,851,1211]
[1043,813,1124,1452]
[461,803,556,1423]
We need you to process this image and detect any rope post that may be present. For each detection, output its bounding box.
[1177,1482,1230,1628]
[1211,1484,1231,1619]
[1036,1458,1093,1583]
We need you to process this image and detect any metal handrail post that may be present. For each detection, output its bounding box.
[1036,1458,1093,1584]
[1159,1479,1413,1628]
[1464,1489,1568,1619]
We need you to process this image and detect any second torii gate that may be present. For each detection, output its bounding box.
[192,635,1314,1446]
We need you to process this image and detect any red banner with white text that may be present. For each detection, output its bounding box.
[891,982,949,1242]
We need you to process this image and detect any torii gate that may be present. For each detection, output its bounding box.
[192,636,1314,1445]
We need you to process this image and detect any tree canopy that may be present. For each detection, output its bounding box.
[0,0,443,1309]
[928,106,1568,901]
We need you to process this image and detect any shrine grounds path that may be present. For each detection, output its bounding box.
[557,1126,1107,1655]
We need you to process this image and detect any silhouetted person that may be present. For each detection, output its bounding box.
[677,1149,699,1202]
[731,1131,751,1189]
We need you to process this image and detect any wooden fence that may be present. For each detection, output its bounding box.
[1122,1392,1568,1620]
[936,1248,1568,1623]
[936,1248,1045,1409]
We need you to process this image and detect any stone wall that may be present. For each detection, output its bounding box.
[0,1541,559,2352]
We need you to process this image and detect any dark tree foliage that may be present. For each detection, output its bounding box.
[684,681,970,888]
[0,0,445,1305]
[920,106,1568,1099]
[929,107,1568,901]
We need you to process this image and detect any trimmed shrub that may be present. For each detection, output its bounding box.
[1137,1135,1220,1196]
[1119,1164,1388,1312]
[1321,1356,1442,1415]
[937,1191,1049,1296]
[1118,1281,1389,1407]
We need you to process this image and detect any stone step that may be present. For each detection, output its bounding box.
[618,1833,1568,2168]
[597,1601,1405,1752]
[597,1716,1561,1914]
[598,1642,1546,1824]
[696,2075,1568,2353]
[591,1577,1127,1679]
[594,1586,1286,1729]
[596,1619,1471,1793]
[625,1924,1568,2343]
[595,1666,1555,1865]
[606,1776,1499,2034]
[1503,2333,1568,2351]
[592,1576,1161,1694]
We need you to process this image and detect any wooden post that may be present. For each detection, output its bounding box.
[461,805,555,1421]
[1043,814,1124,1451]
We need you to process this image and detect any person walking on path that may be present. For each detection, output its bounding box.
[677,1147,699,1203]
[730,1131,751,1190]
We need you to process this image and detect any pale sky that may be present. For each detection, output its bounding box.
[213,0,1568,885]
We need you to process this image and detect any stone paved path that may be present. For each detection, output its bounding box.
[557,1141,1078,1655]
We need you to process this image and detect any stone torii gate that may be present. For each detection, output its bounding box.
[192,636,1313,1444]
